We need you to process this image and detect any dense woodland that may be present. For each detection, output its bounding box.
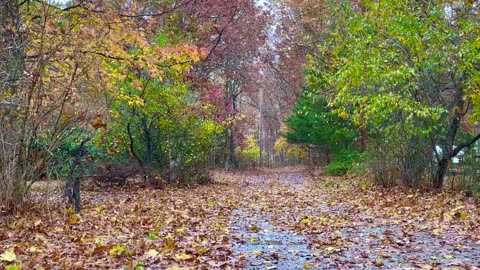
[1,0,480,269]
[0,0,302,212]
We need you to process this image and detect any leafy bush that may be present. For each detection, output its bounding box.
[235,135,260,167]
[325,149,360,176]
[326,161,350,176]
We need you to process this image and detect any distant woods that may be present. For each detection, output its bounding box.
[3,0,478,213]
[0,0,306,212]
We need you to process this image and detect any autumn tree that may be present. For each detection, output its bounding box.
[300,0,480,187]
[0,0,25,210]
[181,0,271,168]
[285,86,359,173]
[0,0,238,211]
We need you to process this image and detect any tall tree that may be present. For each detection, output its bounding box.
[302,0,480,187]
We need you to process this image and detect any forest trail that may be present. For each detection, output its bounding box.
[223,167,480,269]
[1,167,480,269]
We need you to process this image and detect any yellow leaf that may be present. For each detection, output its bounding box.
[28,246,40,253]
[304,262,316,269]
[109,244,126,256]
[300,216,312,225]
[250,237,259,244]
[0,250,16,262]
[374,258,383,267]
[34,219,42,226]
[175,227,186,234]
[147,249,159,257]
[252,250,262,256]
[163,235,177,251]
[68,215,80,225]
[217,224,230,233]
[174,253,192,260]
[443,254,454,259]
[194,246,207,253]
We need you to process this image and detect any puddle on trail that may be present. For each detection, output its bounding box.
[330,225,480,268]
[231,172,315,269]
[231,209,314,270]
[229,171,480,269]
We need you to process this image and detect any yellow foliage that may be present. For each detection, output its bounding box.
[236,135,260,162]
[273,137,307,161]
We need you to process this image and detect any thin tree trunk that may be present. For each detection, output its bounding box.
[65,137,90,213]
[434,158,449,189]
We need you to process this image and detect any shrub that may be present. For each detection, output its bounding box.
[326,161,351,176]
[325,149,360,176]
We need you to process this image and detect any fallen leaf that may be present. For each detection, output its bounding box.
[109,244,126,257]
[175,227,186,234]
[443,254,454,259]
[304,262,316,269]
[34,219,42,226]
[174,253,192,260]
[252,250,262,256]
[194,246,207,253]
[415,263,433,269]
[0,250,16,262]
[373,258,383,267]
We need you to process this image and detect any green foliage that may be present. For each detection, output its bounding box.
[325,149,360,176]
[325,162,350,176]
[302,0,480,187]
[98,58,225,182]
[285,86,358,156]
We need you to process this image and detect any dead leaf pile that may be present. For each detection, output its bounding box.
[1,166,479,269]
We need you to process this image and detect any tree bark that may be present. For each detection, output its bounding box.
[0,0,24,92]
[65,137,91,213]
[258,86,264,166]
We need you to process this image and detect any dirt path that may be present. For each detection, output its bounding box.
[222,168,480,269]
[228,170,313,269]
[2,167,480,269]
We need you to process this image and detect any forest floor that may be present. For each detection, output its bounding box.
[1,167,480,269]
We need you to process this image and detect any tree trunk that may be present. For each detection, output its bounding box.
[0,0,24,92]
[0,0,25,211]
[258,86,264,166]
[434,158,448,189]
[141,117,153,183]
[228,128,237,169]
[65,137,90,213]
[360,127,367,153]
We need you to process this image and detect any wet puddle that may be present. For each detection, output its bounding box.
[231,172,315,269]
[228,170,480,269]
[231,209,314,269]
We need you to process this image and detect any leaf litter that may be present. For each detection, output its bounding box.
[1,166,480,269]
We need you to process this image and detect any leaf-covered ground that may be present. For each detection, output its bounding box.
[1,167,480,269]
